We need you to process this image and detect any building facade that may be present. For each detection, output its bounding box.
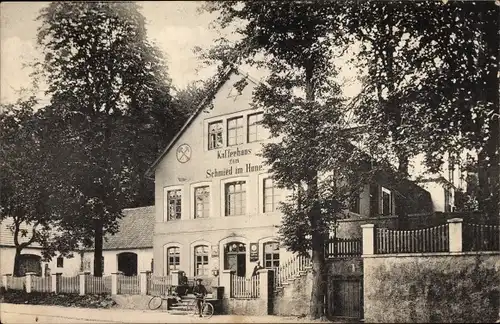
[148,68,424,281]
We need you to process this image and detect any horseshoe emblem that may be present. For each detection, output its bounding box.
[176,144,191,163]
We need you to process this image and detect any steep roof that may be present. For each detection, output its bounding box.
[102,206,155,250]
[0,206,155,250]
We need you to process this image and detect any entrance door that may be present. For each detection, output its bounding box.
[327,274,364,320]
[224,242,246,277]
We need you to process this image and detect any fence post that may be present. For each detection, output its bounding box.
[140,271,149,295]
[79,272,86,296]
[447,218,463,253]
[361,224,375,255]
[25,272,35,293]
[111,272,119,295]
[220,270,233,298]
[51,273,61,294]
[2,274,10,291]
[171,270,180,286]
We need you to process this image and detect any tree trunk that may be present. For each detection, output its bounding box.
[93,218,104,277]
[483,3,499,223]
[13,247,23,277]
[309,230,327,319]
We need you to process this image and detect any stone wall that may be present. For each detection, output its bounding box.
[363,253,500,323]
[272,270,312,316]
[222,298,267,315]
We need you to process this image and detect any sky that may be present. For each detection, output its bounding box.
[0,1,229,104]
[0,1,362,106]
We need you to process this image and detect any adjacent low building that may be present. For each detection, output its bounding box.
[0,206,154,277]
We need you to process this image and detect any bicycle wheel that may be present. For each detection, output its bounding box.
[202,302,214,319]
[148,296,163,310]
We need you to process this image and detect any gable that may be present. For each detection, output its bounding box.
[151,68,262,184]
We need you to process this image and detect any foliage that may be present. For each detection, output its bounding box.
[35,2,187,275]
[0,290,116,309]
[346,1,499,218]
[0,97,58,275]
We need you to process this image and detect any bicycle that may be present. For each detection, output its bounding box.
[148,294,173,310]
[188,296,214,319]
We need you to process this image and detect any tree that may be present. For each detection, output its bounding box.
[36,2,186,276]
[200,1,372,318]
[0,97,55,276]
[346,1,499,220]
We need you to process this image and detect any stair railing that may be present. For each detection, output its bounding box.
[273,252,311,290]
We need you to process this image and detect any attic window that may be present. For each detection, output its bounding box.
[208,121,223,150]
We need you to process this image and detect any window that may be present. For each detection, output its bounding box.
[264,242,280,268]
[227,116,244,146]
[56,256,64,268]
[208,121,224,150]
[167,189,182,220]
[381,187,393,215]
[263,178,279,213]
[349,194,360,214]
[166,247,180,274]
[248,112,265,142]
[194,245,209,276]
[194,186,210,218]
[225,181,246,216]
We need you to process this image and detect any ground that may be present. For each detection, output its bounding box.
[0,303,332,323]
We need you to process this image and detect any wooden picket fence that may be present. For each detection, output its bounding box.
[31,276,52,293]
[375,224,449,254]
[326,237,362,258]
[147,274,172,296]
[6,276,25,290]
[85,275,112,294]
[117,275,140,295]
[273,253,311,289]
[59,275,80,294]
[231,273,260,298]
[462,223,500,252]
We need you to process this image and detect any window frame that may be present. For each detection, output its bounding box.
[56,256,64,268]
[263,177,279,213]
[164,186,183,221]
[208,120,224,150]
[227,116,244,146]
[166,246,180,275]
[381,187,393,216]
[192,184,211,219]
[263,242,280,269]
[224,180,247,216]
[247,112,264,143]
[194,245,209,277]
[349,193,360,214]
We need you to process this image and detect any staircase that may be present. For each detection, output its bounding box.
[273,254,312,292]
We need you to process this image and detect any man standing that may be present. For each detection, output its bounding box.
[193,278,207,317]
[251,261,264,277]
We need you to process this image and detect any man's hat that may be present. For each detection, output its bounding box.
[195,278,203,282]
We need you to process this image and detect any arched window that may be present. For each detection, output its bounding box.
[166,247,180,274]
[263,242,280,268]
[194,245,209,276]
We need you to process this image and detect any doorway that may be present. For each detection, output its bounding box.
[224,242,246,277]
[117,252,138,276]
